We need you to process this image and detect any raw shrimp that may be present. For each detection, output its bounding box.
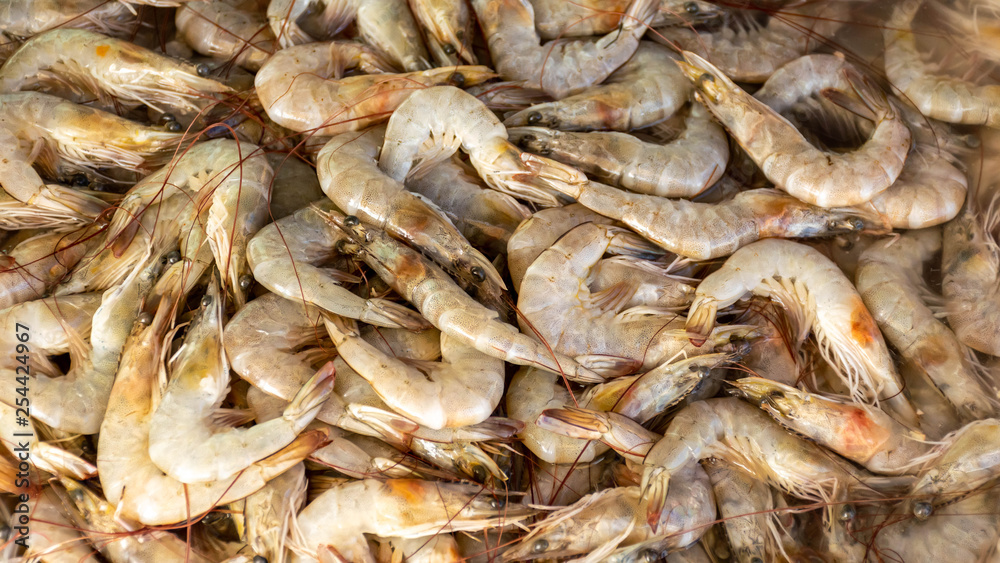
[640,398,909,531]
[686,239,919,426]
[504,463,715,561]
[529,0,721,40]
[470,0,657,99]
[0,0,135,39]
[97,289,327,526]
[857,229,998,420]
[518,222,755,371]
[246,202,429,330]
[323,313,504,429]
[535,407,661,463]
[267,0,430,70]
[654,2,847,83]
[328,212,611,382]
[0,402,96,479]
[0,29,232,112]
[409,0,477,65]
[543,181,880,261]
[588,255,696,310]
[378,535,462,563]
[0,92,182,218]
[317,125,509,313]
[176,0,276,71]
[21,487,95,563]
[703,459,780,563]
[0,292,100,374]
[908,419,1000,503]
[528,457,615,507]
[884,0,1000,127]
[148,280,334,484]
[309,425,430,479]
[288,479,531,563]
[406,157,530,256]
[677,51,912,208]
[0,228,94,309]
[941,202,1000,357]
[503,42,692,132]
[243,462,306,563]
[509,103,728,198]
[378,86,589,208]
[729,377,930,476]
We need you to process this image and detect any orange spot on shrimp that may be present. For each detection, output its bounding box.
[96,45,110,57]
[386,479,427,503]
[839,406,890,458]
[850,298,879,347]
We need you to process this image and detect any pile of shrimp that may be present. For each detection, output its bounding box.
[4,0,1000,561]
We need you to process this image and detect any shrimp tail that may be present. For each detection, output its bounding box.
[259,428,331,476]
[32,442,97,480]
[575,354,640,378]
[347,404,421,443]
[360,298,431,331]
[605,227,667,259]
[641,466,671,533]
[451,417,525,441]
[685,297,719,346]
[28,185,108,219]
[535,407,610,441]
[282,362,336,426]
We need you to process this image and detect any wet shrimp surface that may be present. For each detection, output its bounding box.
[2,1,1000,561]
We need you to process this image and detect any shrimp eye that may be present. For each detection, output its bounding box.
[201,294,213,307]
[527,111,543,125]
[913,501,933,520]
[839,504,857,521]
[638,549,659,562]
[159,113,177,124]
[253,556,269,563]
[449,72,466,87]
[72,173,89,186]
[166,250,182,264]
[470,266,486,282]
[850,218,864,231]
[684,1,699,13]
[472,465,488,481]
[532,539,549,553]
[166,120,183,133]
[488,497,505,509]
[196,63,212,77]
[443,43,457,55]
[344,215,360,228]
[751,558,764,563]
[698,73,714,85]
[137,311,154,325]
[239,274,253,290]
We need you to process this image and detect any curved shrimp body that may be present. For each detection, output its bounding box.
[406,157,530,256]
[654,2,847,83]
[703,459,779,563]
[242,462,306,563]
[98,290,326,526]
[0,228,93,309]
[317,125,508,313]
[289,479,531,563]
[942,208,1000,356]
[329,213,608,383]
[678,51,912,208]
[323,313,503,429]
[0,0,136,39]
[410,0,478,66]
[589,255,696,310]
[0,29,232,113]
[640,398,903,530]
[509,102,728,198]
[909,419,1000,502]
[530,0,720,40]
[176,1,276,71]
[148,280,334,484]
[0,92,181,217]
[857,230,998,421]
[518,222,752,371]
[885,0,1000,127]
[729,377,929,475]
[247,202,428,330]
[546,181,880,261]
[504,463,715,561]
[470,0,656,99]
[0,293,101,373]
[379,85,589,208]
[688,240,917,425]
[503,42,692,132]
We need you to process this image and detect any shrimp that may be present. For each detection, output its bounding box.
[534,407,662,464]
[589,256,696,310]
[729,377,930,476]
[518,222,755,371]
[0,292,100,375]
[907,419,1000,504]
[677,51,912,208]
[0,29,232,113]
[686,239,919,426]
[247,202,428,330]
[176,0,276,71]
[503,463,715,561]
[97,288,327,526]
[309,425,432,479]
[941,201,1000,357]
[543,181,881,261]
[266,0,430,70]
[857,229,998,420]
[470,0,657,99]
[703,459,781,563]
[885,0,1000,127]
[378,534,462,563]
[529,0,722,40]
[328,212,611,382]
[378,86,589,208]
[0,92,181,218]
[323,313,504,429]
[0,0,135,40]
[317,125,509,313]
[148,280,334,484]
[288,479,531,563]
[528,457,615,507]
[0,227,94,309]
[409,0,477,66]
[654,2,848,83]
[406,157,531,257]
[509,102,728,198]
[639,398,910,532]
[21,486,95,563]
[503,42,692,132]
[0,402,96,479]
[243,462,306,563]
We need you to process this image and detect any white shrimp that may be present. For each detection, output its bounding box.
[0,228,94,309]
[176,0,276,71]
[0,0,136,39]
[243,462,307,563]
[409,0,478,66]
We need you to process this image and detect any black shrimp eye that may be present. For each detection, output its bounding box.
[532,539,549,553]
[449,72,465,87]
[253,556,268,563]
[472,465,488,481]
[159,113,177,124]
[684,1,700,13]
[137,311,153,325]
[200,294,213,307]
[443,43,457,55]
[166,120,183,133]
[166,250,182,264]
[344,215,360,227]
[751,558,764,563]
[526,111,543,125]
[851,218,865,231]
[72,173,89,186]
[196,63,212,77]
[839,503,857,521]
[638,548,659,563]
[239,274,253,291]
[470,266,486,282]
[913,501,933,520]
